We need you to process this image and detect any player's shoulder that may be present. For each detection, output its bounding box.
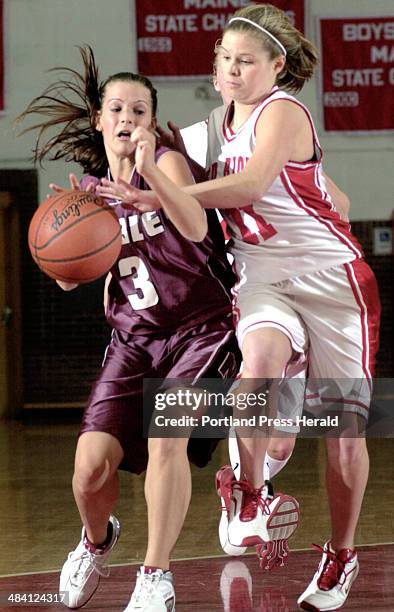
[155,145,173,162]
[208,104,226,127]
[209,104,226,120]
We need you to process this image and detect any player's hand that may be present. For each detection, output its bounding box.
[97,178,161,212]
[156,121,187,157]
[48,173,95,196]
[56,280,78,291]
[130,127,156,177]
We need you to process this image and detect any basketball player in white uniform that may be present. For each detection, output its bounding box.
[162,55,353,553]
[200,9,380,611]
[115,5,381,610]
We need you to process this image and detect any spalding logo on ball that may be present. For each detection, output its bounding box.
[28,190,122,283]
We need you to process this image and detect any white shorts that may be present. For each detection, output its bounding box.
[233,260,381,419]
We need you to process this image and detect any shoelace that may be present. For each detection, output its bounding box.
[69,548,110,586]
[233,480,271,520]
[312,543,349,590]
[133,572,161,605]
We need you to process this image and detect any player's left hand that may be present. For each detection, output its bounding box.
[97,178,161,212]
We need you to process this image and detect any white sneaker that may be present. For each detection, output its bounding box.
[228,480,299,557]
[124,567,175,612]
[59,515,120,608]
[216,465,247,556]
[297,542,359,611]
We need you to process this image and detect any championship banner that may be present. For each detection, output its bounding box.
[0,0,4,111]
[318,16,394,133]
[136,0,305,78]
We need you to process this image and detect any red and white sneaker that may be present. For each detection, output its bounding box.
[216,465,247,556]
[297,542,359,611]
[256,539,290,571]
[220,560,253,612]
[227,480,299,552]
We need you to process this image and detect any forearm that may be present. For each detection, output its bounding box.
[185,158,208,184]
[143,166,207,241]
[182,170,262,209]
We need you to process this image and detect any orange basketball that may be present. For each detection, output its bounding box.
[28,190,122,283]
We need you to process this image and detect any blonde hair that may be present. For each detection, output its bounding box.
[223,4,318,93]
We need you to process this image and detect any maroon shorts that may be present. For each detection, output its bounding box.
[80,317,240,473]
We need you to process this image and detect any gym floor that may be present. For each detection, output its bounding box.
[0,418,393,611]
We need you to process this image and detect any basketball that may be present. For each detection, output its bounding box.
[28,190,122,283]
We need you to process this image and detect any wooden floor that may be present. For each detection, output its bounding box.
[0,417,393,611]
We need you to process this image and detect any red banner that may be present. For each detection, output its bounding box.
[319,17,394,133]
[136,0,304,78]
[0,0,3,111]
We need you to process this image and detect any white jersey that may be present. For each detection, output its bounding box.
[206,88,364,283]
[180,119,208,168]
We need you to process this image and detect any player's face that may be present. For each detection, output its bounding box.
[217,31,285,106]
[96,80,155,159]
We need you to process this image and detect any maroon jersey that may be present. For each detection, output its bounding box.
[80,147,234,335]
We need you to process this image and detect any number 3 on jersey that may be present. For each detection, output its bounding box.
[118,256,159,310]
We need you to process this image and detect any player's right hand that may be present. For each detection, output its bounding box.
[48,173,95,196]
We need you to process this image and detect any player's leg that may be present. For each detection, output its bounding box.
[266,434,296,477]
[326,433,369,550]
[144,436,191,570]
[72,431,123,545]
[231,288,307,488]
[229,366,303,480]
[124,438,188,612]
[60,330,153,610]
[235,326,293,486]
[124,321,239,612]
[264,368,306,479]
[229,428,296,480]
[223,290,307,561]
[60,431,123,609]
[295,262,380,610]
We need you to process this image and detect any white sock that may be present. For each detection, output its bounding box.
[265,452,292,479]
[229,429,293,481]
[228,427,240,479]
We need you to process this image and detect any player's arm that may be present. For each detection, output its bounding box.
[138,129,208,242]
[323,173,350,221]
[49,174,96,291]
[182,100,303,209]
[94,103,306,214]
[99,127,208,242]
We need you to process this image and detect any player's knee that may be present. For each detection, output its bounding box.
[73,457,111,496]
[242,343,289,378]
[268,440,294,461]
[327,437,367,467]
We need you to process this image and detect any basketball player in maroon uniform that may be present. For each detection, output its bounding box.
[18,47,240,612]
